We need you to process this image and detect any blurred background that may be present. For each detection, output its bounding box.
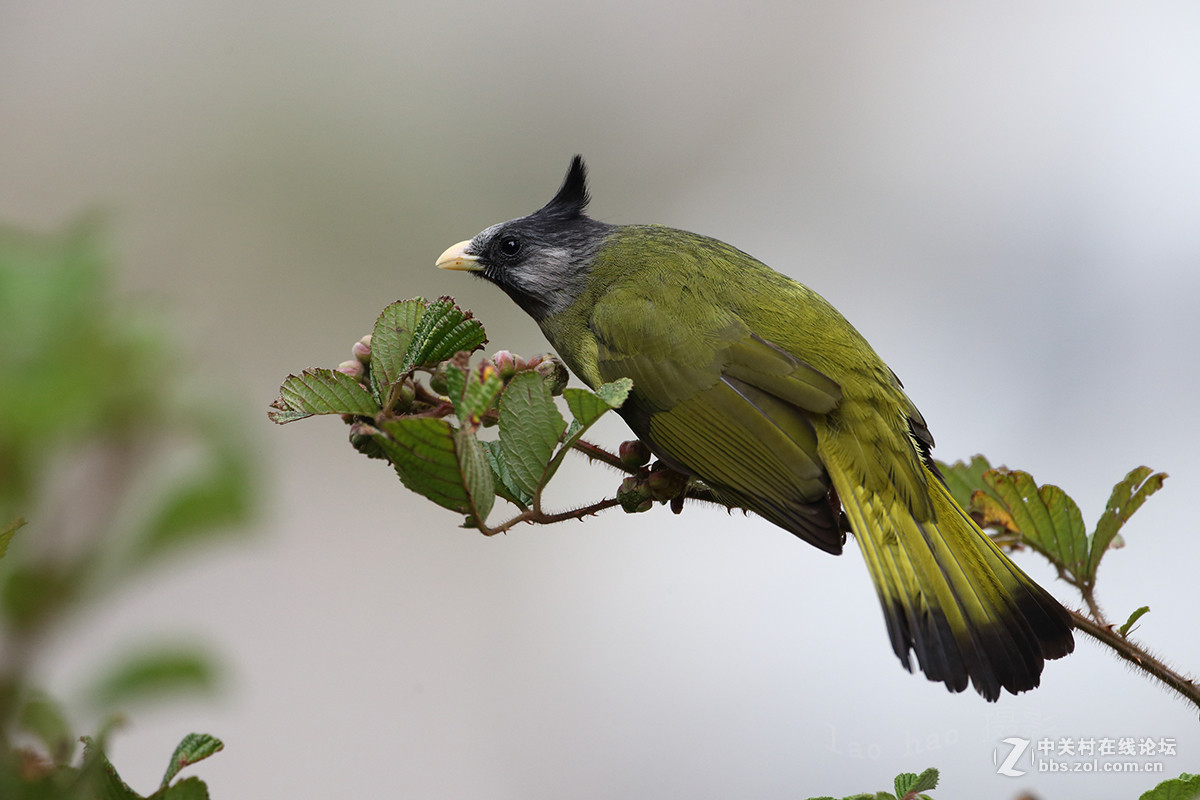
[3,2,1199,797]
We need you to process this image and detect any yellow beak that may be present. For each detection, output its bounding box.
[435,240,482,272]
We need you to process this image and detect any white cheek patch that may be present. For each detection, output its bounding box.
[510,247,580,315]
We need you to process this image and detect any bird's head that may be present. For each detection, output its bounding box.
[436,155,614,321]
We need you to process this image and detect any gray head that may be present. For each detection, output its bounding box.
[436,156,615,320]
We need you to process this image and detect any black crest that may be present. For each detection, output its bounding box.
[538,155,590,219]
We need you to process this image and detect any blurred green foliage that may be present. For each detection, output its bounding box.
[0,219,255,797]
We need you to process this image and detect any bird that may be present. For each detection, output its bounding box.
[436,156,1074,700]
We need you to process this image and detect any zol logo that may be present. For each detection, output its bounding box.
[994,737,1031,777]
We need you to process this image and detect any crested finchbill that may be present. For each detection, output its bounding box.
[436,156,1074,701]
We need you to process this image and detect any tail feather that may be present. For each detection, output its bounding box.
[833,463,1075,700]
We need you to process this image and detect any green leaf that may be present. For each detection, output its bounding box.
[1139,772,1200,800]
[375,418,494,523]
[563,378,632,426]
[498,372,567,502]
[940,461,1167,588]
[89,647,219,710]
[131,419,255,566]
[455,425,495,525]
[81,735,142,800]
[370,299,429,399]
[270,368,379,423]
[1119,605,1151,638]
[17,689,75,764]
[981,469,1090,582]
[479,440,530,509]
[0,217,172,512]
[448,362,504,426]
[160,733,224,788]
[0,516,24,560]
[935,455,997,513]
[594,377,633,406]
[405,297,486,368]
[366,298,486,407]
[895,767,938,798]
[1089,466,1167,578]
[156,776,211,800]
[525,378,632,501]
[377,418,468,512]
[1,561,77,632]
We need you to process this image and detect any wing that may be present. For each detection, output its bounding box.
[589,286,847,553]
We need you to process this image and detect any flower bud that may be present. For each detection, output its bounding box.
[348,421,386,460]
[476,360,500,383]
[336,359,363,380]
[647,464,688,502]
[390,376,416,413]
[429,362,452,395]
[617,476,653,513]
[352,335,372,364]
[618,440,652,468]
[533,353,569,395]
[490,350,520,381]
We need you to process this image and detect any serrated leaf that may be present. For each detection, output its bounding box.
[455,426,495,524]
[594,377,633,409]
[157,776,211,800]
[983,469,1089,582]
[971,491,1019,534]
[527,378,633,496]
[1139,772,1200,800]
[480,440,530,508]
[90,647,219,710]
[498,372,567,501]
[270,368,379,423]
[377,417,470,512]
[895,767,938,798]
[453,364,504,425]
[1119,605,1151,638]
[563,377,631,426]
[370,299,429,399]
[893,773,918,796]
[442,359,468,404]
[0,516,24,560]
[1089,466,1167,578]
[18,689,74,764]
[376,417,496,523]
[161,733,224,787]
[405,297,487,368]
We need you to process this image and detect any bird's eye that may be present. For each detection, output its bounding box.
[499,237,521,257]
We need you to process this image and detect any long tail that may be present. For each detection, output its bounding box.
[831,463,1075,700]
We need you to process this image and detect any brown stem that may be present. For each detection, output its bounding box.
[569,439,634,473]
[1078,584,1106,624]
[477,496,625,536]
[1070,610,1200,715]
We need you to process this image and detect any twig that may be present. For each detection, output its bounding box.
[475,496,625,536]
[1070,610,1200,715]
[570,439,634,473]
